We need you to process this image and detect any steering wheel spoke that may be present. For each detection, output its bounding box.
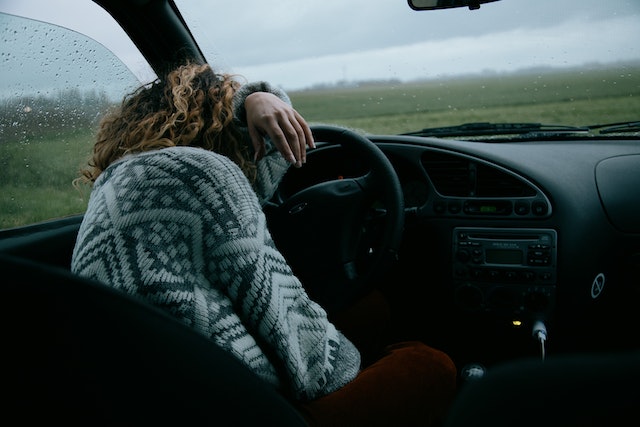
[265,125,404,314]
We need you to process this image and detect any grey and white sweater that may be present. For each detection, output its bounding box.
[71,82,361,401]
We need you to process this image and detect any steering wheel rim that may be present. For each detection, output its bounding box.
[265,124,404,313]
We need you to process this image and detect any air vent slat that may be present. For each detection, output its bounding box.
[422,152,536,198]
[423,157,470,196]
[476,165,536,197]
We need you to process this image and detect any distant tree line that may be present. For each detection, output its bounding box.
[0,88,114,143]
[303,78,403,92]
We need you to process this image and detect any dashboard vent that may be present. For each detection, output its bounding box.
[421,153,470,196]
[422,151,536,197]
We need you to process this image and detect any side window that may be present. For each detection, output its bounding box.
[0,13,141,229]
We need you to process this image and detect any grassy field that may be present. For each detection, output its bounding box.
[0,130,93,229]
[290,65,640,134]
[1,65,639,229]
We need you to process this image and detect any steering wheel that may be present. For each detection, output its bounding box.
[264,124,404,314]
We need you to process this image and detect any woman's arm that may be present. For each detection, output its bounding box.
[188,149,361,401]
[232,81,315,204]
[243,91,315,167]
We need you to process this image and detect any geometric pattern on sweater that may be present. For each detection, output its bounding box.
[71,146,360,401]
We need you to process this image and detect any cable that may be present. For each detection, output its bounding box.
[532,320,547,361]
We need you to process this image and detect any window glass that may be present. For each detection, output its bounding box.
[0,12,141,229]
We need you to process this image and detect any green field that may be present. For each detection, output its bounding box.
[290,65,640,134]
[1,65,639,229]
[0,130,94,229]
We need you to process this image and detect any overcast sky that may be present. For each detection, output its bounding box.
[1,0,639,91]
[188,0,640,89]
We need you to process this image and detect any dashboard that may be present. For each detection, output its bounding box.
[273,134,640,357]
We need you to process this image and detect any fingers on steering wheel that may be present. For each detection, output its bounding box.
[272,125,299,166]
[283,118,303,167]
[276,112,312,167]
[295,109,316,154]
[253,110,315,167]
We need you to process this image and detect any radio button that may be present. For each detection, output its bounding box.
[470,269,484,279]
[456,249,471,263]
[448,202,462,214]
[527,244,551,266]
[521,271,535,281]
[527,257,550,266]
[532,201,549,216]
[505,271,518,281]
[488,270,501,280]
[514,201,530,215]
[455,267,469,277]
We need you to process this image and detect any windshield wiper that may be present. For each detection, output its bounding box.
[402,122,589,137]
[588,121,640,134]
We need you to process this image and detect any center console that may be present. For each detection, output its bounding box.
[452,227,557,319]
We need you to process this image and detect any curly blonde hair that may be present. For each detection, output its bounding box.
[79,62,256,184]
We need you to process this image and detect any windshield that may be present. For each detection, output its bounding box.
[175,0,640,135]
[0,0,638,230]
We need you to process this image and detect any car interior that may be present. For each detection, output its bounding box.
[1,0,639,425]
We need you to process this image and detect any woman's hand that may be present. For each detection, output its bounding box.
[244,92,315,168]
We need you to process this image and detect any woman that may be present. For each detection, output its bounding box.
[71,62,457,426]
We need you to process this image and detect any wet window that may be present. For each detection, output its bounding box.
[0,13,141,229]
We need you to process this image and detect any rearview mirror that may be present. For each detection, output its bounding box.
[408,0,500,11]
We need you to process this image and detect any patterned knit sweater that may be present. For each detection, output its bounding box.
[70,83,361,401]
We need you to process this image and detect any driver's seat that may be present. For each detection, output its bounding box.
[0,253,308,426]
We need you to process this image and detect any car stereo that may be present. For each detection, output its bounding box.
[452,227,557,317]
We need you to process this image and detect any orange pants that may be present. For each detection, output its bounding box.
[297,341,457,427]
[296,290,458,426]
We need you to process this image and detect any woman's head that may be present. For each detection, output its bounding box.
[80,62,256,183]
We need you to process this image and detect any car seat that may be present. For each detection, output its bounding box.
[0,253,308,426]
[443,349,640,427]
